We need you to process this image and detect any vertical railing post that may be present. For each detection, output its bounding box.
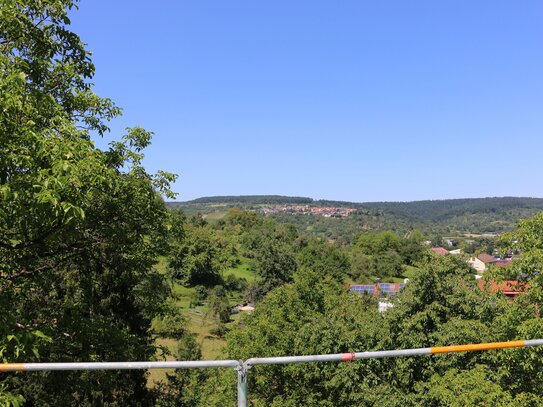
[237,362,248,407]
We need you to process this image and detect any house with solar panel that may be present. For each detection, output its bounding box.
[349,283,406,312]
[349,282,406,297]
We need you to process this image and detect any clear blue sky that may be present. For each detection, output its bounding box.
[70,0,543,202]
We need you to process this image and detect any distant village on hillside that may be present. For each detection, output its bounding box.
[259,204,356,218]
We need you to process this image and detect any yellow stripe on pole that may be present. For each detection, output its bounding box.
[0,364,25,372]
[431,340,526,354]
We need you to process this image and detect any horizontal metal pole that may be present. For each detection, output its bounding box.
[245,349,431,367]
[246,339,543,367]
[0,360,240,372]
[524,339,543,347]
[2,339,543,373]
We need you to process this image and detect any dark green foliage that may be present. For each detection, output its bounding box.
[416,365,515,406]
[298,239,351,282]
[361,197,543,224]
[183,195,314,205]
[154,334,205,407]
[201,268,383,406]
[245,281,266,304]
[189,285,207,308]
[224,208,263,229]
[356,231,403,254]
[169,224,224,286]
[254,240,297,293]
[271,210,413,244]
[206,286,231,325]
[223,274,248,293]
[399,230,426,265]
[0,1,180,404]
[349,231,424,280]
[500,212,543,307]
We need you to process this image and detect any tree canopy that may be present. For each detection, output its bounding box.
[198,251,543,406]
[0,1,178,404]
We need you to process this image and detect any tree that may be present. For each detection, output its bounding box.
[298,239,350,282]
[253,240,297,293]
[224,208,262,230]
[417,365,515,406]
[205,286,231,337]
[1,1,177,404]
[501,212,543,281]
[398,230,425,265]
[356,231,402,255]
[169,224,224,286]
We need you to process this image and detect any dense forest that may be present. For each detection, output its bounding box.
[183,195,314,205]
[3,2,543,406]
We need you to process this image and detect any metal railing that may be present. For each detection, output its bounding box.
[2,339,543,407]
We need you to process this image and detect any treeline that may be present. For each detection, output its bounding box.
[178,195,314,205]
[361,196,543,222]
[170,196,543,238]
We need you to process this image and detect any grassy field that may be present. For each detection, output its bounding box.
[148,290,243,386]
[202,211,228,221]
[149,257,256,386]
[224,256,256,282]
[170,285,238,358]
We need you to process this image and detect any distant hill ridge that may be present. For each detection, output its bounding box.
[356,197,543,222]
[174,195,543,211]
[185,195,313,205]
[167,196,543,235]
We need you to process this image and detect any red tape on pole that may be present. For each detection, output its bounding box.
[341,353,355,361]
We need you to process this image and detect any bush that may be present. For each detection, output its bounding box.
[224,274,248,293]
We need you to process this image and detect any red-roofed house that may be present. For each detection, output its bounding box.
[468,253,500,272]
[478,279,529,299]
[431,247,449,256]
[477,253,499,264]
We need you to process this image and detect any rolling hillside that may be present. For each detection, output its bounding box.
[167,196,543,239]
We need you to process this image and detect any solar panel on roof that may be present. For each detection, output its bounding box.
[351,282,408,298]
[350,285,374,294]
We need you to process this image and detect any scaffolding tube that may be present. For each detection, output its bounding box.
[0,360,239,372]
[245,339,543,368]
[1,339,543,407]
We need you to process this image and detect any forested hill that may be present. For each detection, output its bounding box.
[357,197,543,222]
[169,196,543,220]
[167,196,543,237]
[186,195,314,205]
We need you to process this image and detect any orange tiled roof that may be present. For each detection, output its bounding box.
[478,279,529,295]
